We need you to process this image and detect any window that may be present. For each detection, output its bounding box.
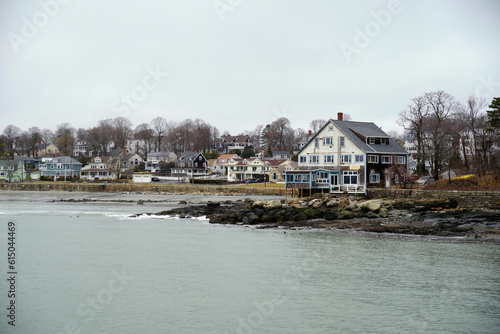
[323,137,333,145]
[328,126,334,131]
[381,138,387,144]
[299,155,306,163]
[286,174,293,182]
[296,175,302,182]
[324,155,334,164]
[369,138,375,145]
[272,173,277,180]
[381,155,392,164]
[309,155,319,164]
[315,138,319,147]
[354,155,364,163]
[252,167,257,171]
[367,155,379,163]
[341,154,351,163]
[343,171,358,184]
[340,136,345,147]
[303,174,310,182]
[99,171,107,176]
[369,173,380,183]
[396,156,406,164]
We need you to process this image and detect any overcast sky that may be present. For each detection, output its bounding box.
[1,0,499,136]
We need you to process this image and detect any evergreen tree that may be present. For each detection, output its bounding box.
[486,97,500,130]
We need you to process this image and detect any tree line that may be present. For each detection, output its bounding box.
[398,91,500,179]
[0,115,336,160]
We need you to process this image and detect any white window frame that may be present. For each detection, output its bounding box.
[342,171,358,185]
[354,155,364,163]
[381,155,392,164]
[381,138,387,144]
[315,138,319,148]
[341,154,351,163]
[309,155,319,164]
[323,137,333,145]
[396,156,405,164]
[340,136,345,147]
[369,138,375,145]
[299,155,307,163]
[324,155,334,164]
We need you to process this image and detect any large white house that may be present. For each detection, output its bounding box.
[285,113,409,194]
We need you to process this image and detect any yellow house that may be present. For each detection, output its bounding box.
[36,143,60,158]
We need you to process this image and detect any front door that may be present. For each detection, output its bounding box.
[331,174,339,189]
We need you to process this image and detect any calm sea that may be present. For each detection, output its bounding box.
[0,191,499,334]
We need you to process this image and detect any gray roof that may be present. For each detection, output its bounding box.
[44,156,82,165]
[124,153,142,160]
[148,151,174,157]
[298,119,407,155]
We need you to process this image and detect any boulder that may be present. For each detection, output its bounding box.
[338,197,350,209]
[308,199,322,208]
[326,199,338,208]
[251,200,265,209]
[359,200,382,212]
[264,200,282,210]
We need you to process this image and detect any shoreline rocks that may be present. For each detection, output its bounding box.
[138,194,500,244]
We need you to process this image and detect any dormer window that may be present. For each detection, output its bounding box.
[381,138,387,144]
[369,138,375,145]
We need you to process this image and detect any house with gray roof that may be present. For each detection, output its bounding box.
[285,113,409,194]
[171,151,208,177]
[145,151,177,172]
[40,156,82,178]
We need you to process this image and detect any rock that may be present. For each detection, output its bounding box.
[251,201,265,209]
[338,197,350,209]
[179,200,187,205]
[207,201,220,208]
[359,200,382,212]
[326,199,338,208]
[337,210,355,220]
[364,211,378,218]
[292,212,308,221]
[308,199,322,207]
[137,200,144,205]
[379,207,389,217]
[264,200,282,209]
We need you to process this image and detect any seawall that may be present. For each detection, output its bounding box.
[0,182,290,196]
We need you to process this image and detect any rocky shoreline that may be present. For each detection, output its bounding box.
[134,194,500,244]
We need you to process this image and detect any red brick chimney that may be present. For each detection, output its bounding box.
[308,130,312,137]
[337,112,343,121]
[123,146,126,157]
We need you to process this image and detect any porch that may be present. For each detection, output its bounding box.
[285,169,366,196]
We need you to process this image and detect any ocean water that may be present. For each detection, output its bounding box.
[0,191,499,334]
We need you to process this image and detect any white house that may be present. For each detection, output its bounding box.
[146,151,177,172]
[285,113,409,194]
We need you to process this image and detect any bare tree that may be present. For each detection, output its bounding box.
[2,125,21,151]
[309,119,326,133]
[27,126,42,158]
[424,91,457,180]
[112,117,133,149]
[151,117,169,151]
[55,123,75,156]
[397,96,430,175]
[456,95,488,173]
[134,123,154,159]
[87,119,114,156]
[249,124,263,153]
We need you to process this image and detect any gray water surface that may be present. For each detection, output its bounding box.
[1,191,499,333]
